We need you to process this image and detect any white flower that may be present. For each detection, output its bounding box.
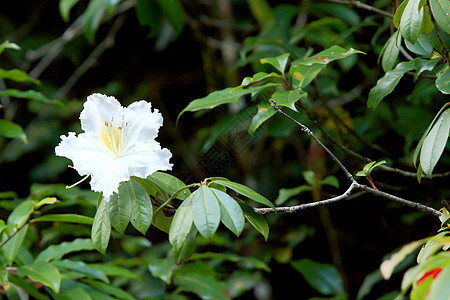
[55,93,173,201]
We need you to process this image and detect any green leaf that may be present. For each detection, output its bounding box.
[191,251,271,272]
[89,263,142,282]
[211,178,275,209]
[177,87,253,122]
[0,89,60,105]
[169,193,194,251]
[275,185,312,205]
[427,265,450,299]
[367,60,415,108]
[148,172,191,200]
[405,33,433,56]
[271,88,307,111]
[108,190,131,235]
[0,69,39,84]
[83,278,137,300]
[260,53,290,73]
[291,258,344,296]
[18,261,61,293]
[158,0,184,38]
[135,0,163,37]
[34,197,58,209]
[37,238,94,261]
[240,72,281,87]
[320,176,340,188]
[7,273,50,300]
[173,274,230,300]
[0,119,27,143]
[299,46,364,66]
[382,31,402,72]
[430,0,450,34]
[414,58,439,81]
[238,202,269,241]
[83,0,107,43]
[121,179,153,235]
[436,64,450,94]
[2,225,28,263]
[31,214,93,225]
[0,40,21,55]
[193,185,221,239]
[393,0,409,28]
[91,198,111,255]
[246,0,273,25]
[7,200,34,227]
[249,100,277,135]
[173,225,197,265]
[52,259,109,283]
[380,239,425,280]
[400,0,424,43]
[59,0,81,22]
[210,188,245,237]
[419,108,450,176]
[148,258,176,284]
[290,63,325,89]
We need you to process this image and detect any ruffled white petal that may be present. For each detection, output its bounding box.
[56,93,173,201]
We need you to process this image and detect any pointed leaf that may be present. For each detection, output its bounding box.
[405,33,433,56]
[420,108,450,176]
[148,258,176,284]
[400,0,424,43]
[0,119,27,143]
[2,225,28,263]
[300,46,364,66]
[394,0,409,28]
[83,278,136,300]
[0,40,20,55]
[173,225,197,265]
[7,273,50,300]
[37,238,94,261]
[193,185,221,239]
[89,263,142,282]
[271,88,307,111]
[52,259,109,283]
[91,198,111,255]
[83,0,107,43]
[169,193,194,250]
[173,274,230,300]
[368,60,415,108]
[380,239,425,280]
[238,202,269,241]
[382,31,401,72]
[108,189,131,235]
[436,64,450,94]
[275,185,312,205]
[212,179,275,209]
[249,100,277,135]
[122,179,153,235]
[290,64,325,89]
[210,188,245,236]
[0,89,60,105]
[0,69,39,84]
[430,0,450,34]
[31,214,93,225]
[260,53,290,73]
[18,261,61,293]
[59,0,81,22]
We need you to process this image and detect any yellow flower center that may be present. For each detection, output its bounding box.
[100,117,128,158]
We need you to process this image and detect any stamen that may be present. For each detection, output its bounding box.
[66,174,91,189]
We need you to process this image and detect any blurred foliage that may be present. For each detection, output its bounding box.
[1,0,450,299]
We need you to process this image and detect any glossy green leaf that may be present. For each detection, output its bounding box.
[148,258,176,284]
[83,278,136,300]
[193,185,220,239]
[380,239,425,280]
[436,64,450,94]
[7,200,34,227]
[271,88,307,111]
[37,238,94,261]
[300,46,364,66]
[275,185,312,205]
[238,201,269,241]
[290,63,325,88]
[0,119,27,143]
[426,264,450,299]
[148,172,191,200]
[320,176,340,188]
[260,53,290,73]
[382,31,401,72]
[56,287,92,300]
[0,69,39,84]
[414,58,439,81]
[405,33,433,56]
[108,190,131,235]
[0,40,20,55]
[191,251,271,272]
[211,188,245,237]
[31,213,93,225]
[212,178,275,209]
[121,179,152,235]
[59,0,80,22]
[173,225,197,265]
[240,72,281,87]
[367,60,415,108]
[419,108,450,176]
[83,0,107,43]
[430,0,450,34]
[173,274,230,300]
[91,198,111,255]
[18,261,61,293]
[400,0,424,43]
[169,193,194,251]
[393,0,409,28]
[7,272,50,300]
[249,100,277,135]
[178,87,253,122]
[0,89,60,104]
[2,225,28,263]
[292,258,344,296]
[53,259,109,283]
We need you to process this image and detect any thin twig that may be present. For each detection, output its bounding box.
[323,0,394,18]
[0,217,31,249]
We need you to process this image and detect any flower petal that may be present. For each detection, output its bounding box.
[80,93,123,135]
